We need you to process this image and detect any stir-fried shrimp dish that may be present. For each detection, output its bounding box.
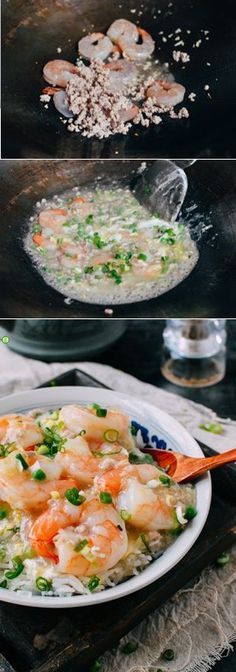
[0,404,197,597]
[40,18,191,138]
[25,187,198,305]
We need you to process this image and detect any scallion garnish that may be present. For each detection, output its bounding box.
[159,474,171,487]
[79,430,86,436]
[92,405,107,418]
[0,508,7,520]
[137,253,147,261]
[88,575,100,592]
[89,660,102,672]
[120,510,131,522]
[129,452,155,465]
[103,429,119,443]
[122,642,138,654]
[36,576,52,592]
[0,579,7,588]
[99,492,112,504]
[74,539,88,552]
[32,469,46,481]
[65,487,86,506]
[36,444,50,455]
[140,533,151,553]
[216,552,230,567]
[185,505,197,520]
[162,649,175,661]
[5,556,24,580]
[15,453,29,470]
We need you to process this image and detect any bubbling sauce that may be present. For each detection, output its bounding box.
[25,186,199,304]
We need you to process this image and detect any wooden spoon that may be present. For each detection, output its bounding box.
[142,446,236,483]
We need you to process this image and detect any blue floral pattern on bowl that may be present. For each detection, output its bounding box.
[131,420,167,450]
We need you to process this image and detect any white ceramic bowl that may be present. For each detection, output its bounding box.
[0,387,211,608]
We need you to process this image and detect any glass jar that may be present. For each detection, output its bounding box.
[161,319,226,388]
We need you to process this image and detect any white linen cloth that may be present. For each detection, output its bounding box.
[0,344,235,672]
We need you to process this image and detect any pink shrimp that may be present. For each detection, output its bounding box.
[95,461,162,496]
[146,80,186,107]
[29,498,128,574]
[39,208,68,233]
[106,60,138,91]
[43,60,80,88]
[107,19,139,45]
[78,33,113,61]
[119,28,155,60]
[0,414,43,449]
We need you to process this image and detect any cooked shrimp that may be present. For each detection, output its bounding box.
[118,103,139,123]
[53,90,72,118]
[56,499,128,575]
[146,80,185,107]
[31,497,128,572]
[0,450,77,512]
[0,414,43,449]
[43,60,80,88]
[107,19,139,45]
[95,461,162,496]
[39,209,68,233]
[120,28,155,60]
[29,495,83,560]
[58,436,99,487]
[106,60,138,91]
[78,33,113,61]
[59,405,134,450]
[117,479,174,530]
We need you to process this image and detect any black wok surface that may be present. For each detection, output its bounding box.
[0,159,236,318]
[2,0,236,158]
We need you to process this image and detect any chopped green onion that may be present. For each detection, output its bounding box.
[88,575,100,592]
[0,548,6,561]
[216,552,230,566]
[170,526,183,537]
[185,505,197,521]
[96,408,107,418]
[0,579,7,589]
[103,429,119,443]
[0,444,7,458]
[74,539,88,552]
[199,422,223,435]
[120,510,131,522]
[159,475,171,487]
[79,430,86,436]
[137,253,147,261]
[140,533,151,553]
[0,508,7,520]
[89,661,102,672]
[5,556,24,580]
[15,453,29,470]
[32,469,46,481]
[65,487,86,506]
[129,452,155,465]
[36,444,50,455]
[99,492,112,504]
[122,642,138,654]
[84,266,94,274]
[162,649,175,661]
[36,576,52,592]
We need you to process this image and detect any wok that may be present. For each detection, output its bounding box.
[2,0,236,159]
[0,159,236,318]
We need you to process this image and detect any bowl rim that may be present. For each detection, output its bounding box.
[0,386,211,608]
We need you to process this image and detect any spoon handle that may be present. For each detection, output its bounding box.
[198,448,236,471]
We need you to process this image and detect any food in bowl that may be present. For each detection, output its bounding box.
[0,403,197,597]
[40,18,190,138]
[24,186,198,304]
